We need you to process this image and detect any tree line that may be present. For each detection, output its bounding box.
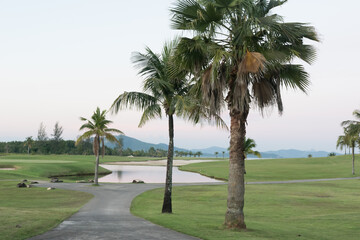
[0,121,168,157]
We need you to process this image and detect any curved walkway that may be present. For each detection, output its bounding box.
[29,176,360,239]
[29,182,201,240]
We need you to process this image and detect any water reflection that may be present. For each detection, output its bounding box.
[99,165,221,183]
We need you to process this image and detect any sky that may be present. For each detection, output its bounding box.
[0,0,359,153]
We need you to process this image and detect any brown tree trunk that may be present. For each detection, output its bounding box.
[162,114,174,213]
[225,108,248,229]
[94,136,100,185]
[352,145,355,175]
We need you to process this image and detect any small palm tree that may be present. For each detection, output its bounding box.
[75,107,123,185]
[337,134,348,155]
[342,110,360,175]
[24,136,34,155]
[214,152,219,158]
[244,138,262,159]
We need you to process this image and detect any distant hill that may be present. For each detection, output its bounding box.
[105,135,188,152]
[264,149,335,158]
[105,135,339,158]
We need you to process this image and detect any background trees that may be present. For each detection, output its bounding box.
[52,122,64,141]
[24,137,34,154]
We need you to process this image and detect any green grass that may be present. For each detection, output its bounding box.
[179,155,360,181]
[0,154,163,181]
[131,180,360,240]
[0,181,93,240]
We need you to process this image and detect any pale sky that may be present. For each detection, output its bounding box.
[0,0,359,152]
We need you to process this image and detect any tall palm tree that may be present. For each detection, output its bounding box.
[75,107,123,185]
[111,39,226,213]
[24,136,34,155]
[171,0,318,229]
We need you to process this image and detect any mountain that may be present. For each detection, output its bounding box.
[105,135,339,158]
[105,135,188,152]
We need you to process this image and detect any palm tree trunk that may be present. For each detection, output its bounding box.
[94,136,100,185]
[27,146,30,155]
[225,109,248,229]
[162,114,174,213]
[352,145,355,175]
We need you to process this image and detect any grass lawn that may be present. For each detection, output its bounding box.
[0,154,163,181]
[179,154,360,181]
[0,181,93,240]
[131,180,360,240]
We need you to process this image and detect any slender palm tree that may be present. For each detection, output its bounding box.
[336,134,348,155]
[342,110,360,175]
[244,137,261,158]
[75,107,123,185]
[111,39,226,213]
[24,136,34,155]
[171,0,318,229]
[343,126,359,175]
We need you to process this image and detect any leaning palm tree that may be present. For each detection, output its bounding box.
[111,39,226,213]
[244,137,261,159]
[24,136,34,155]
[171,0,318,229]
[75,107,123,185]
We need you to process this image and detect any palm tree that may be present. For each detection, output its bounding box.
[336,134,348,155]
[342,110,360,175]
[222,151,225,158]
[342,109,360,129]
[345,126,359,175]
[111,39,226,213]
[214,151,219,158]
[171,0,318,229]
[244,137,261,158]
[24,136,34,155]
[75,107,123,185]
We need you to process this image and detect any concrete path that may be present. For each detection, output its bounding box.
[29,183,200,240]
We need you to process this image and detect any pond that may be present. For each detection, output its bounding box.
[99,163,222,183]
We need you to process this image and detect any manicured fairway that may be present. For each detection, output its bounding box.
[0,181,93,240]
[179,155,360,181]
[131,180,360,240]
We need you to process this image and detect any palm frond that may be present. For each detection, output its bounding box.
[110,91,158,113]
[138,104,163,127]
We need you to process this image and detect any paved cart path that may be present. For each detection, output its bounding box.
[29,176,360,239]
[29,182,201,240]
